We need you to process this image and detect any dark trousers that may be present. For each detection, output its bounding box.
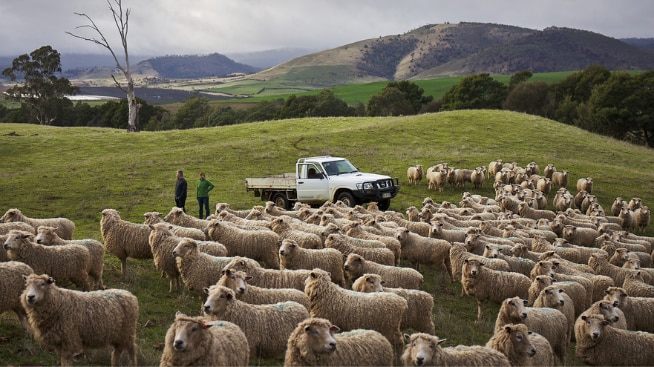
[198,196,210,219]
[175,197,186,212]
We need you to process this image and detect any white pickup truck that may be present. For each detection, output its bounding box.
[245,156,400,211]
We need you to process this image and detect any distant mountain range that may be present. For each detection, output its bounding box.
[1,22,652,86]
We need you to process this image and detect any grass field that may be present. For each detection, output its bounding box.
[1,110,653,366]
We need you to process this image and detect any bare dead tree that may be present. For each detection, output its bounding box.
[67,0,139,132]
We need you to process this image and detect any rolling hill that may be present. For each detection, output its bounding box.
[250,22,654,85]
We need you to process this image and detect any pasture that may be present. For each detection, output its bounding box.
[1,109,652,365]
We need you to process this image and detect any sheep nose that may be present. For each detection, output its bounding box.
[521,313,527,319]
[471,270,477,276]
[3,243,8,250]
[203,305,211,313]
[416,357,425,366]
[328,342,336,351]
[560,300,564,306]
[172,251,178,257]
[27,295,35,304]
[529,348,536,357]
[173,340,184,350]
[237,287,245,294]
[279,250,285,255]
[592,332,599,339]
[612,301,619,307]
[36,239,43,244]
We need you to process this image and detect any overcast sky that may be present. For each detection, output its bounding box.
[1,0,652,57]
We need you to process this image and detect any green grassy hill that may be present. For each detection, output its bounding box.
[1,110,653,365]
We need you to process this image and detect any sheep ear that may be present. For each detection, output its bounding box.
[504,325,513,333]
[437,338,447,346]
[245,276,253,281]
[203,287,210,294]
[581,315,588,321]
[601,320,610,326]
[175,311,183,317]
[22,274,29,281]
[202,322,212,329]
[404,334,411,343]
[47,277,55,284]
[559,288,564,293]
[148,224,155,230]
[329,325,340,334]
[522,299,528,306]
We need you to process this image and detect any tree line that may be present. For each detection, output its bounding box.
[2,46,652,147]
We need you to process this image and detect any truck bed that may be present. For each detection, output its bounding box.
[245,173,297,190]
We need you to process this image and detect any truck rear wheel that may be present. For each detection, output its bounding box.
[336,192,356,208]
[272,193,290,210]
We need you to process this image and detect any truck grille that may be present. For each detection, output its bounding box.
[376,179,397,189]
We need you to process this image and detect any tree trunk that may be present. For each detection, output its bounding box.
[126,79,139,132]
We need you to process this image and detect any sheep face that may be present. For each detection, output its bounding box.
[462,258,483,277]
[0,208,22,222]
[278,239,298,257]
[143,212,163,225]
[355,274,384,292]
[595,300,622,323]
[203,285,235,317]
[22,274,54,306]
[172,239,197,258]
[163,207,184,223]
[603,287,628,308]
[580,314,609,341]
[541,286,565,307]
[171,314,212,352]
[504,324,537,357]
[503,297,528,322]
[218,269,250,295]
[343,254,365,276]
[300,319,339,354]
[532,261,555,279]
[3,230,33,251]
[404,334,445,366]
[34,226,58,245]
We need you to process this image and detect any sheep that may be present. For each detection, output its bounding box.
[285,317,394,367]
[34,225,105,290]
[488,159,503,179]
[4,230,91,291]
[100,208,153,276]
[536,177,552,195]
[352,273,435,334]
[143,211,206,240]
[534,285,576,343]
[159,312,249,367]
[221,256,312,291]
[407,164,423,185]
[262,200,302,219]
[484,244,535,277]
[278,238,345,286]
[628,197,643,210]
[324,232,395,266]
[0,208,75,240]
[589,252,651,287]
[511,243,542,263]
[344,221,402,265]
[0,221,35,235]
[449,243,510,289]
[21,273,138,367]
[163,206,212,231]
[578,299,628,330]
[384,213,432,237]
[304,268,408,357]
[562,224,600,247]
[202,284,309,359]
[619,206,637,231]
[574,313,654,366]
[528,275,588,318]
[427,170,448,192]
[461,258,531,321]
[216,269,310,308]
[603,286,654,333]
[0,261,34,334]
[493,296,568,365]
[395,227,452,280]
[429,219,467,243]
[206,219,280,269]
[623,271,654,297]
[172,239,235,301]
[148,222,185,292]
[518,201,556,221]
[550,170,568,188]
[635,206,650,233]
[530,236,582,264]
[401,332,510,367]
[486,323,555,367]
[343,253,423,289]
[576,177,593,193]
[269,216,323,249]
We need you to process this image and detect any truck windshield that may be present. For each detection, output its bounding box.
[323,159,359,176]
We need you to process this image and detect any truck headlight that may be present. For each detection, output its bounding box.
[362,183,373,190]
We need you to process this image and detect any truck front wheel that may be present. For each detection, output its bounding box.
[377,199,391,211]
[335,192,356,208]
[272,192,290,210]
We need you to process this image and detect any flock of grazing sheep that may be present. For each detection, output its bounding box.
[1,158,653,366]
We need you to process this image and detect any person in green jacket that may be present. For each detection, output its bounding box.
[196,172,215,219]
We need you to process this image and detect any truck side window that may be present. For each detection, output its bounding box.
[308,167,319,179]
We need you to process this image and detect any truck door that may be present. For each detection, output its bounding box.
[296,163,330,202]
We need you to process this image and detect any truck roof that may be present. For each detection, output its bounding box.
[297,156,345,164]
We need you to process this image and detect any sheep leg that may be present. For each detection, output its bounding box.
[476,299,483,321]
[120,258,128,277]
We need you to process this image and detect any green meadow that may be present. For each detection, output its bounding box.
[1,109,653,365]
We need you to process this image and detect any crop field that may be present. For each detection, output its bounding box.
[1,110,652,365]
